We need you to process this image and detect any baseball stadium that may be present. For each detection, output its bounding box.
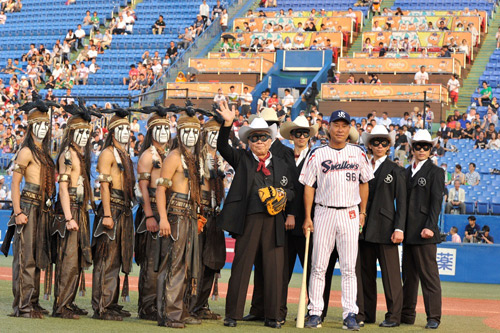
[0,0,499,332]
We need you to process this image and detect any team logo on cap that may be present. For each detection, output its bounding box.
[338,111,346,118]
[418,177,427,187]
[384,174,393,184]
[280,176,288,186]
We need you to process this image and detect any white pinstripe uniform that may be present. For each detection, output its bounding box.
[299,143,374,319]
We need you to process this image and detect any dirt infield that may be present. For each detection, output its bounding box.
[1,267,499,330]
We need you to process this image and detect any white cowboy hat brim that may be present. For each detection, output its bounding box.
[361,131,394,147]
[280,122,319,140]
[239,123,277,145]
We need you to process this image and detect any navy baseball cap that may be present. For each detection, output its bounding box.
[329,110,351,124]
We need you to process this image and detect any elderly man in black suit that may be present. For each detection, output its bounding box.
[401,130,444,330]
[359,125,407,327]
[216,105,295,329]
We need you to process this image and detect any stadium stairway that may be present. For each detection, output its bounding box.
[347,0,396,57]
[456,11,500,114]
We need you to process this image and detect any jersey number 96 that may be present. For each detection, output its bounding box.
[346,172,357,182]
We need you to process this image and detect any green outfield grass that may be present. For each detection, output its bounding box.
[0,256,497,332]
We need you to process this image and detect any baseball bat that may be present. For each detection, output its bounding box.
[296,228,311,328]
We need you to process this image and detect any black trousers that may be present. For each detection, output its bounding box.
[359,241,403,324]
[401,244,442,324]
[225,213,283,320]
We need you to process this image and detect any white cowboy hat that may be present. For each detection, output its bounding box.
[260,107,279,123]
[361,125,393,146]
[239,117,277,144]
[280,115,318,140]
[408,129,439,147]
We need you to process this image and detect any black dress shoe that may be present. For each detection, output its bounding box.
[425,320,439,329]
[379,320,400,327]
[243,314,264,321]
[224,318,237,327]
[264,319,282,329]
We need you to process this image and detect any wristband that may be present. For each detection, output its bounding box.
[14,211,24,217]
[145,216,155,220]
[360,212,367,216]
[103,215,112,218]
[65,218,74,223]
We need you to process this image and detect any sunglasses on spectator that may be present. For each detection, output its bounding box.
[370,139,389,147]
[248,133,272,143]
[413,143,432,151]
[292,130,310,138]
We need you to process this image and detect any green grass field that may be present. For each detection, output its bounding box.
[0,256,498,332]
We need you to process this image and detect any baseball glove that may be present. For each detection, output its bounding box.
[258,186,287,216]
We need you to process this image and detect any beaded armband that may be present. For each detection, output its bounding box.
[13,164,27,175]
[57,174,71,183]
[138,172,151,181]
[97,174,113,183]
[156,177,172,188]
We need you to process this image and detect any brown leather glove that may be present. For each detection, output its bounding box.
[258,186,287,216]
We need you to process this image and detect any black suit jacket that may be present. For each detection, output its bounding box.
[217,125,295,247]
[287,152,308,236]
[404,159,444,245]
[361,158,407,244]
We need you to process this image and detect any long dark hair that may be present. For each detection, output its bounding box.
[56,127,92,180]
[21,123,53,164]
[138,126,171,158]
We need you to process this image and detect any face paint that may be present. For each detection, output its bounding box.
[180,128,199,147]
[33,121,49,140]
[74,128,90,147]
[114,125,131,144]
[152,125,170,144]
[207,130,219,149]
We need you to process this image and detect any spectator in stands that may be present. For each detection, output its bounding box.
[377,42,387,57]
[474,131,488,149]
[447,74,460,108]
[487,131,500,150]
[0,10,6,24]
[178,27,194,49]
[445,180,466,214]
[452,164,466,184]
[175,71,187,82]
[74,24,86,50]
[425,105,434,130]
[194,14,205,36]
[128,74,139,90]
[249,38,262,52]
[240,86,252,115]
[280,88,294,112]
[438,21,449,31]
[76,62,89,85]
[213,88,228,109]
[450,227,461,243]
[431,140,445,157]
[83,10,92,25]
[394,127,408,161]
[101,29,112,49]
[167,41,178,61]
[496,27,500,49]
[90,11,100,31]
[61,40,71,63]
[437,121,450,139]
[152,15,165,35]
[212,0,224,20]
[227,85,239,110]
[114,16,127,34]
[199,0,209,22]
[451,121,463,139]
[362,38,373,53]
[138,73,149,92]
[388,38,399,52]
[87,45,98,60]
[466,163,480,186]
[123,64,138,85]
[151,59,162,77]
[467,23,479,46]
[480,226,494,244]
[415,113,424,129]
[264,39,276,52]
[379,112,391,128]
[64,29,77,51]
[462,122,474,140]
[414,65,429,84]
[464,216,480,243]
[474,81,492,107]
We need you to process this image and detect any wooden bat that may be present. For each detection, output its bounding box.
[296,228,311,328]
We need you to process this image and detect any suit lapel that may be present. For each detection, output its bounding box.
[246,151,257,197]
[374,159,392,190]
[411,159,432,188]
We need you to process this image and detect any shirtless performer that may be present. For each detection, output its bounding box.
[91,112,135,321]
[156,114,201,328]
[10,107,56,318]
[190,118,226,320]
[135,111,170,320]
[52,110,97,319]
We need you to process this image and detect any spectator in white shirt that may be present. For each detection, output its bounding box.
[87,45,98,60]
[379,112,392,128]
[0,11,6,25]
[152,59,163,76]
[372,20,382,31]
[282,88,295,111]
[88,58,100,74]
[114,16,126,34]
[123,10,135,33]
[52,63,64,80]
[240,86,253,115]
[199,0,210,22]
[76,62,89,85]
[227,85,239,110]
[414,65,429,84]
[74,24,86,50]
[447,73,460,108]
[213,88,228,109]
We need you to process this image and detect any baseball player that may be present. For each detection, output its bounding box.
[300,110,374,330]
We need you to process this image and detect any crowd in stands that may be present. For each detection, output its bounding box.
[448,216,494,243]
